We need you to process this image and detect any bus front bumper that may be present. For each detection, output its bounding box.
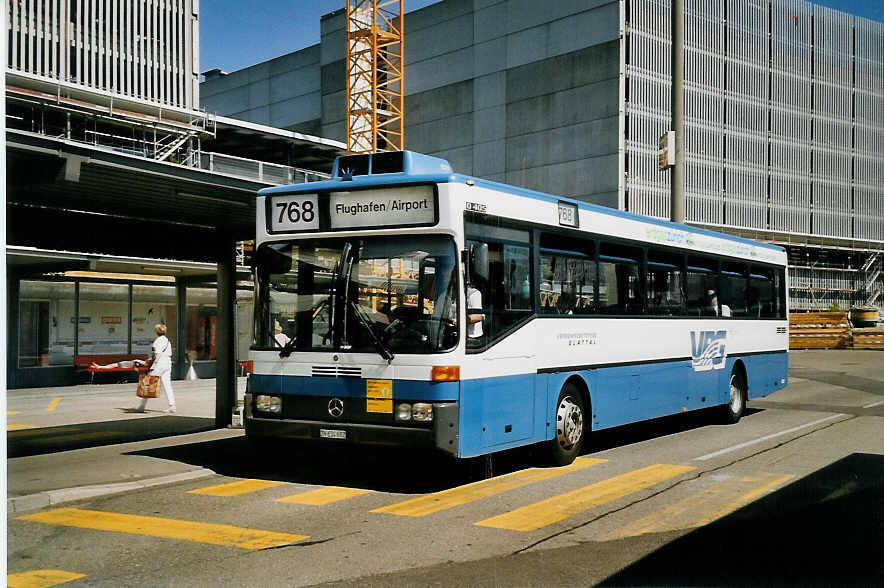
[244,394,459,457]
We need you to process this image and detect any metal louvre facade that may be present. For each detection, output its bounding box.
[6,0,201,110]
[623,0,884,244]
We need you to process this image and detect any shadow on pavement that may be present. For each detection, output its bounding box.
[600,452,884,587]
[588,407,763,454]
[7,417,217,458]
[125,408,760,494]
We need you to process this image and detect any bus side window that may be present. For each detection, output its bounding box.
[646,250,685,316]
[686,256,717,317]
[720,262,748,317]
[599,243,642,315]
[465,230,533,351]
[750,266,777,319]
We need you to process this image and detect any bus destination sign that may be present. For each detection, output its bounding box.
[330,186,435,229]
[268,186,436,233]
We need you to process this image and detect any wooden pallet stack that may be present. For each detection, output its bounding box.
[851,328,884,350]
[789,312,850,350]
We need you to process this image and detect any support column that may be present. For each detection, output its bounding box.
[670,0,686,224]
[215,233,236,427]
[175,278,187,380]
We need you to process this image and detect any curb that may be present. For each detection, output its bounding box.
[7,468,217,514]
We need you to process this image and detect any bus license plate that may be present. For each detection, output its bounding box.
[319,429,346,440]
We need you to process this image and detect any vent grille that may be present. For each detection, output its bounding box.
[776,327,787,334]
[312,365,362,378]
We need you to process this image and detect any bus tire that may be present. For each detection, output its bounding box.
[549,382,585,466]
[721,368,747,424]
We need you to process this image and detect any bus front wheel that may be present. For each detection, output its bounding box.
[549,383,585,466]
[721,369,747,424]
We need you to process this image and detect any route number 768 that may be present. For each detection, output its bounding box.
[270,194,319,231]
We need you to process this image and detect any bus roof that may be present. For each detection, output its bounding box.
[258,151,784,254]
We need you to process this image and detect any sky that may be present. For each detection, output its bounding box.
[200,0,883,75]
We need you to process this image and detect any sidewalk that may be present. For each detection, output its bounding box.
[6,377,247,513]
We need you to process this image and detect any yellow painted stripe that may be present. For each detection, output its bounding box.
[476,463,695,532]
[38,432,123,444]
[608,473,795,540]
[188,479,286,497]
[8,410,21,415]
[18,508,308,549]
[278,486,372,506]
[8,424,36,431]
[693,473,793,527]
[9,427,81,438]
[7,570,86,588]
[374,457,607,517]
[47,398,61,412]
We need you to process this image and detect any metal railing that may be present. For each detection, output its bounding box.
[197,152,329,185]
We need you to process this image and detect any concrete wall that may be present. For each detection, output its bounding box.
[202,0,623,206]
[201,45,324,135]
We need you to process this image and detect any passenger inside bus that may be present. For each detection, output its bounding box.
[706,290,732,317]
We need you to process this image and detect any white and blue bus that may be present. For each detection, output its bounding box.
[246,150,788,465]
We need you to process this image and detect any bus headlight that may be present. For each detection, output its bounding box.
[412,403,433,422]
[396,403,412,421]
[255,395,282,414]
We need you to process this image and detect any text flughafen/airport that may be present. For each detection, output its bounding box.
[335,197,430,216]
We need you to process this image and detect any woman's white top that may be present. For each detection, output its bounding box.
[150,335,173,375]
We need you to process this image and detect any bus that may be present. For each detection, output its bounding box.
[245,150,788,465]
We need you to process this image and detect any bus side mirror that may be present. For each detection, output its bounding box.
[469,243,489,283]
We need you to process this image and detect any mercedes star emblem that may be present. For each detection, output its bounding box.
[328,398,344,418]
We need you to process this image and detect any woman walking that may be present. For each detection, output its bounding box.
[134,324,176,413]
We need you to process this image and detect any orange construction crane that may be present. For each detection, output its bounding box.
[345,0,404,154]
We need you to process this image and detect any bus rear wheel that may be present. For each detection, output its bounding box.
[721,369,747,424]
[549,383,585,466]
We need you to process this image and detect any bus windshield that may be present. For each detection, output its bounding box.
[254,235,459,355]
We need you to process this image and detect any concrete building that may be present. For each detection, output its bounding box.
[6,0,343,393]
[201,0,884,313]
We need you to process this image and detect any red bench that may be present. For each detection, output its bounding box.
[74,354,150,383]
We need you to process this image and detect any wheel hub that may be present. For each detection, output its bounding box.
[556,397,583,449]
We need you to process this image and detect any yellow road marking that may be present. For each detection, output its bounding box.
[8,424,36,431]
[8,410,21,415]
[18,508,308,549]
[9,427,81,438]
[38,432,123,444]
[374,457,607,517]
[608,473,795,539]
[188,479,286,497]
[278,486,372,505]
[7,569,86,588]
[476,463,695,531]
[47,398,61,412]
[693,473,793,527]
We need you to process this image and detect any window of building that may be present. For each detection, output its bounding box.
[77,283,130,355]
[132,284,177,356]
[186,286,218,361]
[598,242,642,315]
[18,281,75,368]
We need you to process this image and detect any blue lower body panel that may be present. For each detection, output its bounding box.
[245,351,787,459]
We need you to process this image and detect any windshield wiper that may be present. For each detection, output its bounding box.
[278,335,297,358]
[349,301,395,361]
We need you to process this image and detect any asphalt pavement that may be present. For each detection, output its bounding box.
[6,376,247,513]
[6,351,883,518]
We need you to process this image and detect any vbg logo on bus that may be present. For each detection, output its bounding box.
[690,330,727,372]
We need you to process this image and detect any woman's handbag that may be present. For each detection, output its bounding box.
[137,374,161,398]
